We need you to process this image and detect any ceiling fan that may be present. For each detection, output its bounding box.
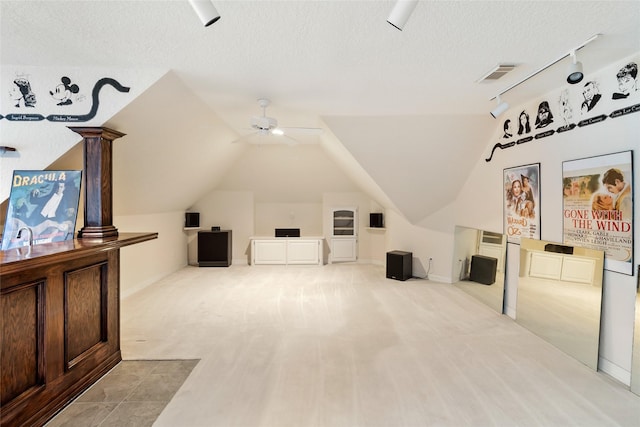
[232,98,323,145]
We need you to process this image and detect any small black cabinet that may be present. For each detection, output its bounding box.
[198,230,232,267]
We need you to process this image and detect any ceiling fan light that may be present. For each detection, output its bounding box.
[252,116,277,131]
[271,128,284,135]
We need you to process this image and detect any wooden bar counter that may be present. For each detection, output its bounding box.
[0,232,157,427]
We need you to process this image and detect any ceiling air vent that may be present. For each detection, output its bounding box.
[477,64,516,83]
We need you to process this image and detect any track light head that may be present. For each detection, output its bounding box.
[490,96,509,119]
[567,51,584,84]
[189,0,220,27]
[387,0,419,31]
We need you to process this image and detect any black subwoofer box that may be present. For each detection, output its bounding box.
[386,250,412,281]
[470,255,497,285]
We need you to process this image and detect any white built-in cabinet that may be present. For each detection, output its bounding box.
[251,238,323,265]
[527,250,597,285]
[330,207,357,263]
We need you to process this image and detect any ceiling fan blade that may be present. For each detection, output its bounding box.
[232,131,297,145]
[250,133,297,145]
[278,126,323,135]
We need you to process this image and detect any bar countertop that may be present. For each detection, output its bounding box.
[0,232,158,275]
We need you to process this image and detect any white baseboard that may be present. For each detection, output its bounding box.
[418,273,450,283]
[598,357,631,386]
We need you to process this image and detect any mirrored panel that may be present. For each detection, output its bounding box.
[631,265,640,396]
[453,226,506,314]
[518,238,604,370]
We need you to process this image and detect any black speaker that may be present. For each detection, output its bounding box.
[544,243,574,255]
[470,255,497,285]
[275,228,300,237]
[185,212,200,228]
[386,251,412,281]
[370,213,384,228]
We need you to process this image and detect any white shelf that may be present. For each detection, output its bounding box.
[183,227,201,231]
[366,227,386,230]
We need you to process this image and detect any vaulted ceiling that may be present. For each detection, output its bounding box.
[2,1,639,224]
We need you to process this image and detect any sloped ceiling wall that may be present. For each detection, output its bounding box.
[106,72,246,215]
[215,144,361,202]
[323,115,496,223]
[103,72,369,215]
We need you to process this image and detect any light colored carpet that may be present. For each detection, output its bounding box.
[121,264,640,427]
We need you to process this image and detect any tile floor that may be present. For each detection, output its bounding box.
[45,359,198,427]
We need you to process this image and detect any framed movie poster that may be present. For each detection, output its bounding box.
[562,151,633,275]
[503,163,541,244]
[1,170,82,250]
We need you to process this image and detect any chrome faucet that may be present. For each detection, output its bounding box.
[17,227,34,246]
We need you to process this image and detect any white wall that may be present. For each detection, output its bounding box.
[187,190,384,266]
[453,53,640,384]
[115,210,186,298]
[385,208,453,281]
[255,202,323,237]
[216,144,361,204]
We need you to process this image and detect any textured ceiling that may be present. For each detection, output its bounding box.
[2,1,639,222]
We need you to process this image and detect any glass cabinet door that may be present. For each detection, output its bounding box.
[333,209,356,236]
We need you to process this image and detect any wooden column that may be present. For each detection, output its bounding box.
[69,127,125,239]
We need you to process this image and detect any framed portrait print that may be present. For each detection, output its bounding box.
[1,170,82,250]
[562,151,633,275]
[503,163,541,244]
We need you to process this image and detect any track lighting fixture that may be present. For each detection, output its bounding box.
[490,96,509,119]
[189,0,220,27]
[488,34,600,116]
[387,0,418,31]
[566,50,584,84]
